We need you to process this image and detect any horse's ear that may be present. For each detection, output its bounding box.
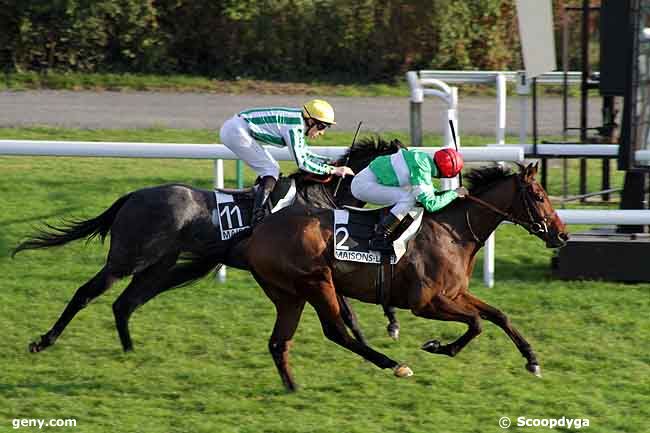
[515,162,526,177]
[517,162,532,181]
[521,162,538,182]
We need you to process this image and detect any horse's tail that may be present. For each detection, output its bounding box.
[12,193,133,257]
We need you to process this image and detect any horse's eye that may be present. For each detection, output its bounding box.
[528,186,544,202]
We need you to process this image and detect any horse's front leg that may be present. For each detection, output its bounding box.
[413,293,482,358]
[337,295,369,345]
[462,293,541,377]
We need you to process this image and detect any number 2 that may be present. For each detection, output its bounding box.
[335,227,350,250]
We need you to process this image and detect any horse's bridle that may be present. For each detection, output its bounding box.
[464,176,552,244]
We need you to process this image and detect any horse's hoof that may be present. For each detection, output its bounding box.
[28,341,43,353]
[387,325,400,340]
[526,363,542,378]
[421,340,442,353]
[393,364,413,378]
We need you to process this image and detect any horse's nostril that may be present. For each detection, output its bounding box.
[559,232,569,241]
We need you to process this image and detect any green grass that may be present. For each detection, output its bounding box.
[1,128,648,433]
[0,71,410,97]
[0,71,583,97]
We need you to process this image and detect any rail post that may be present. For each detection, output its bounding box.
[407,71,424,147]
[213,159,227,282]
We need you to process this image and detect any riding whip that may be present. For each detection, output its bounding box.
[448,119,463,188]
[333,121,362,197]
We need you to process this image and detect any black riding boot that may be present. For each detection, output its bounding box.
[369,213,402,253]
[251,176,277,226]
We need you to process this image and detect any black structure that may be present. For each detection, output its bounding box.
[554,0,650,282]
[617,0,649,235]
[553,231,650,281]
[618,0,650,174]
[600,0,632,97]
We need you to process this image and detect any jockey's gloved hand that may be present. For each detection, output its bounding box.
[454,186,469,198]
[331,166,355,177]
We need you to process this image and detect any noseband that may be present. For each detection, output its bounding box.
[464,177,551,244]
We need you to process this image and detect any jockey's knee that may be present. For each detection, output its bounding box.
[259,167,280,180]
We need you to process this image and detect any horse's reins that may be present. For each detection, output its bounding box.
[463,179,551,245]
[447,120,550,242]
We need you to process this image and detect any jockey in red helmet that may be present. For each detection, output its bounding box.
[351,146,466,252]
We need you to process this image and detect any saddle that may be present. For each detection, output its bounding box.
[333,206,423,264]
[333,206,424,308]
[211,177,297,240]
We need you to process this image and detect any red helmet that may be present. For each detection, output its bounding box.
[434,148,464,178]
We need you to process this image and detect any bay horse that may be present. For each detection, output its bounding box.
[13,137,403,353]
[238,163,569,391]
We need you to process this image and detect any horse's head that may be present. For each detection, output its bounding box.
[511,163,569,248]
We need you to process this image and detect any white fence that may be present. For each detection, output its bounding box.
[407,70,582,147]
[0,140,524,162]
[3,138,648,286]
[407,70,650,162]
[407,70,650,287]
[0,139,524,282]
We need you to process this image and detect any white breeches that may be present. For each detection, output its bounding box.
[219,115,280,179]
[351,167,416,219]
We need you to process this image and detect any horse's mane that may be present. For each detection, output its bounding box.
[289,135,406,183]
[335,135,406,165]
[465,165,514,194]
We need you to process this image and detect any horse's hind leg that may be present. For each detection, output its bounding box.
[384,305,400,340]
[112,254,178,352]
[462,293,541,377]
[308,278,412,378]
[338,297,399,342]
[111,257,217,352]
[29,266,119,353]
[415,293,482,358]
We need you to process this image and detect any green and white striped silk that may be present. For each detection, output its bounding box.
[369,148,458,213]
[238,107,333,175]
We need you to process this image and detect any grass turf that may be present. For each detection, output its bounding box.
[1,71,580,97]
[0,128,648,433]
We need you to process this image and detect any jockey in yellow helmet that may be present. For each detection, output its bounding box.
[220,99,354,225]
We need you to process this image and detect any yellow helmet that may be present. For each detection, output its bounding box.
[302,99,336,124]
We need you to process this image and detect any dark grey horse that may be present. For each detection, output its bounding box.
[13,137,404,353]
